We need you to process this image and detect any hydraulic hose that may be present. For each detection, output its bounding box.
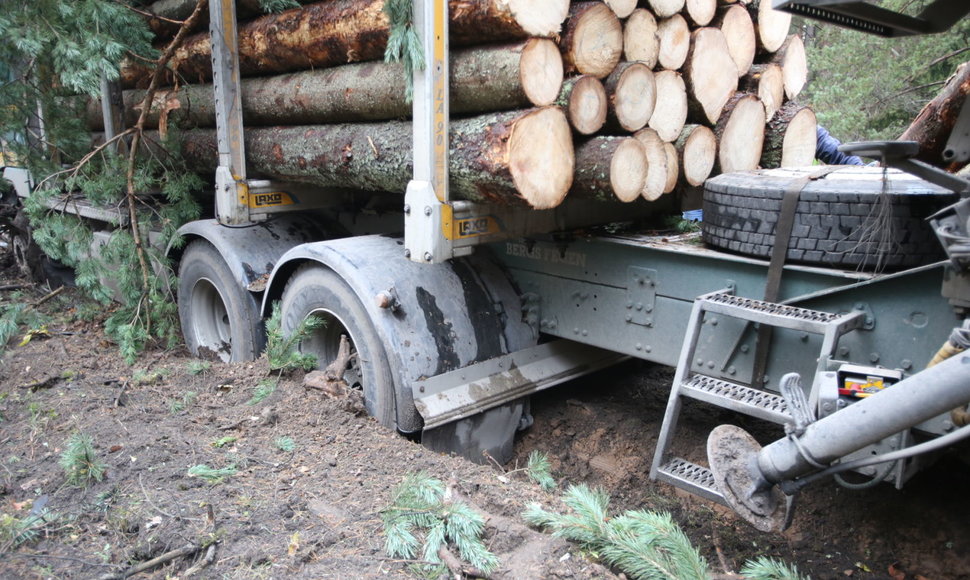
[927,323,970,427]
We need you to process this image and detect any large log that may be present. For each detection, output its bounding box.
[750,0,792,54]
[572,136,649,202]
[144,0,316,37]
[770,34,807,100]
[662,142,679,194]
[675,124,716,186]
[714,5,756,79]
[605,62,656,133]
[123,0,570,87]
[623,9,660,69]
[177,107,575,209]
[557,76,608,135]
[649,0,687,19]
[657,14,690,71]
[899,62,970,169]
[740,63,784,121]
[684,27,739,125]
[633,128,669,201]
[761,102,817,168]
[603,0,638,19]
[715,92,766,173]
[685,0,717,27]
[649,70,688,142]
[94,41,563,129]
[561,2,624,79]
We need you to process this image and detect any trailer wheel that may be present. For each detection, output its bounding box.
[178,240,265,362]
[702,167,956,270]
[279,263,395,428]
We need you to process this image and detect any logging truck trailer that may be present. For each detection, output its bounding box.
[10,0,970,532]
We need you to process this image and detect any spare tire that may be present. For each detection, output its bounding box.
[703,166,957,271]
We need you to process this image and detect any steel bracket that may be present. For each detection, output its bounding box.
[626,267,657,327]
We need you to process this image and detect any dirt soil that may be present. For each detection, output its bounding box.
[0,256,968,580]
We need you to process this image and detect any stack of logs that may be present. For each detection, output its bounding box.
[97,0,814,210]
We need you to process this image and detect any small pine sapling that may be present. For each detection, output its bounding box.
[187,464,237,484]
[741,556,811,580]
[264,302,325,372]
[59,433,107,486]
[525,450,557,491]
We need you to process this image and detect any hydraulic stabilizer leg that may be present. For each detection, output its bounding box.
[707,352,970,532]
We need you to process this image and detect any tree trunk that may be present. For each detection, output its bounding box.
[561,2,624,79]
[603,0,638,19]
[649,71,688,142]
[675,124,717,186]
[760,101,817,168]
[750,0,792,54]
[177,107,575,209]
[769,34,807,100]
[684,27,739,125]
[740,63,784,121]
[623,9,659,69]
[605,62,656,132]
[662,142,679,194]
[633,128,670,201]
[657,14,690,71]
[557,76,608,135]
[685,0,717,26]
[572,136,648,202]
[144,0,316,37]
[899,61,970,169]
[95,41,563,129]
[714,5,756,78]
[648,0,686,19]
[715,92,766,173]
[123,0,570,87]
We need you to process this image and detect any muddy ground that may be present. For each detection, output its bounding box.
[0,257,968,580]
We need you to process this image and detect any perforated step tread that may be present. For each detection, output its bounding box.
[655,457,725,505]
[700,292,864,334]
[681,375,791,424]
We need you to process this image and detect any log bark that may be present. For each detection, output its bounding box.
[750,0,792,54]
[557,76,608,135]
[649,0,687,19]
[685,0,717,26]
[740,63,784,121]
[623,9,660,69]
[561,2,624,79]
[760,101,817,168]
[649,71,688,142]
[603,0,638,19]
[95,41,563,129]
[684,27,739,125]
[899,62,970,169]
[144,0,316,38]
[662,142,679,194]
[123,0,570,87]
[605,62,656,133]
[177,107,575,209]
[714,5,756,79]
[657,14,690,71]
[715,92,766,173]
[769,34,807,101]
[572,136,648,202]
[675,124,717,186]
[633,128,670,201]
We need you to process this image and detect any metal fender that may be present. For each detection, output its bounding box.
[172,215,345,292]
[261,234,538,433]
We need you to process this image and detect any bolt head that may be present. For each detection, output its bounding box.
[404,204,411,215]
[424,252,433,261]
[424,206,432,216]
[404,249,412,258]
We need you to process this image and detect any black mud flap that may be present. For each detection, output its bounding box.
[421,399,526,465]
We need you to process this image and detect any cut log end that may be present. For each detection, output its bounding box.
[509,107,575,209]
[717,94,766,173]
[657,14,690,71]
[649,71,688,143]
[780,107,817,167]
[520,38,565,106]
[604,0,638,19]
[649,0,687,19]
[685,28,739,125]
[716,4,756,78]
[677,125,717,186]
[613,138,650,201]
[743,63,784,121]
[624,9,659,68]
[564,76,608,135]
[778,35,807,100]
[685,0,718,26]
[563,3,624,79]
[634,128,669,201]
[609,63,656,132]
[509,0,571,37]
[663,142,679,194]
[755,0,793,53]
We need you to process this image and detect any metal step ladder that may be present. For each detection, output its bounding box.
[649,290,866,504]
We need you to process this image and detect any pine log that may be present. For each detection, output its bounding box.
[657,15,690,71]
[649,0,687,19]
[603,0,638,19]
[649,71,688,142]
[144,0,316,37]
[714,5,756,78]
[123,0,570,87]
[685,0,717,26]
[715,93,766,173]
[769,34,807,100]
[557,76,608,135]
[684,28,739,125]
[177,108,574,209]
[93,41,563,130]
[662,142,679,194]
[623,9,660,69]
[740,63,784,121]
[561,2,624,79]
[761,102,817,168]
[899,62,970,168]
[675,124,717,186]
[750,0,792,54]
[572,136,649,202]
[605,62,656,133]
[633,128,670,201]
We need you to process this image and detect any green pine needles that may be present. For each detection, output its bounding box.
[525,450,557,491]
[382,472,499,575]
[59,432,106,486]
[740,557,810,580]
[265,301,325,372]
[383,0,426,103]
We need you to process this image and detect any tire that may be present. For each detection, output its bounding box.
[178,240,265,362]
[279,263,396,428]
[703,167,957,270]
